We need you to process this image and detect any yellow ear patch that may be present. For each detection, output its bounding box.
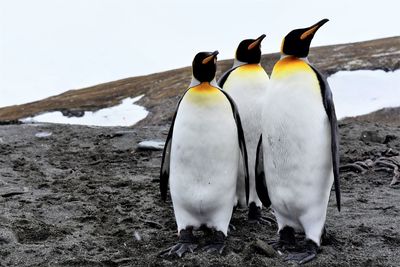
[185,82,225,105]
[271,56,314,79]
[280,37,285,54]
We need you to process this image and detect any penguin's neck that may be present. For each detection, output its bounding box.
[233,59,247,68]
[189,77,218,88]
[233,59,262,68]
[232,58,261,69]
[280,54,309,63]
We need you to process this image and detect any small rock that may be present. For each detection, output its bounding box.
[114,130,136,135]
[134,231,142,241]
[61,109,85,117]
[382,148,399,156]
[0,229,17,244]
[137,141,165,151]
[383,135,398,144]
[360,130,384,143]
[105,132,124,139]
[252,239,278,258]
[1,187,29,198]
[112,257,136,264]
[35,131,52,138]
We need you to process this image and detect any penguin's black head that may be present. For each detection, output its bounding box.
[236,34,266,64]
[192,51,219,83]
[281,19,329,58]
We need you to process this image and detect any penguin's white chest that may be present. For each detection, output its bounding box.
[223,65,269,159]
[223,64,269,205]
[262,70,333,225]
[223,64,269,122]
[169,87,239,230]
[223,65,269,136]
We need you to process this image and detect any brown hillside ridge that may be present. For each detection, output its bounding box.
[0,36,399,125]
[342,107,400,125]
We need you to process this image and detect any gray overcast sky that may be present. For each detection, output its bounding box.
[0,0,399,107]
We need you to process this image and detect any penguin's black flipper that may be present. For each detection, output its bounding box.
[217,66,239,88]
[160,116,174,202]
[310,66,341,212]
[255,135,271,208]
[219,90,250,205]
[160,92,187,201]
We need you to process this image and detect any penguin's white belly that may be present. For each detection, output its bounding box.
[225,77,264,175]
[170,96,239,232]
[224,71,267,150]
[262,76,333,230]
[223,66,269,206]
[223,66,269,147]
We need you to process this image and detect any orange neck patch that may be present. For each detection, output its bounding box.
[190,82,220,94]
[271,56,314,79]
[235,64,265,75]
[185,82,224,105]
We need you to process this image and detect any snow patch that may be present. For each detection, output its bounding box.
[137,141,165,151]
[329,70,400,119]
[16,71,400,125]
[21,95,148,127]
[35,131,52,138]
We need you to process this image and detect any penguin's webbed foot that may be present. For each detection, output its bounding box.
[202,230,226,255]
[250,215,276,225]
[160,242,198,258]
[284,251,316,265]
[203,243,225,254]
[268,226,296,252]
[268,239,296,253]
[159,229,197,258]
[284,239,318,264]
[248,202,276,225]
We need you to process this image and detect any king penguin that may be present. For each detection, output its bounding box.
[218,35,270,223]
[255,19,340,264]
[160,51,249,257]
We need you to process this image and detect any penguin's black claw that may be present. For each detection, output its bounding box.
[248,202,276,225]
[203,243,225,254]
[267,239,281,250]
[249,215,276,225]
[284,239,318,264]
[203,230,226,254]
[159,242,198,258]
[267,239,295,253]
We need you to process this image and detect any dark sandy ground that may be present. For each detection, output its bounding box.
[0,119,399,266]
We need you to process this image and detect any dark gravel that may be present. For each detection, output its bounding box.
[0,119,399,266]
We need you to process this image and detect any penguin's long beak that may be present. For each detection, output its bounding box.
[300,19,329,40]
[248,34,267,50]
[202,50,219,64]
